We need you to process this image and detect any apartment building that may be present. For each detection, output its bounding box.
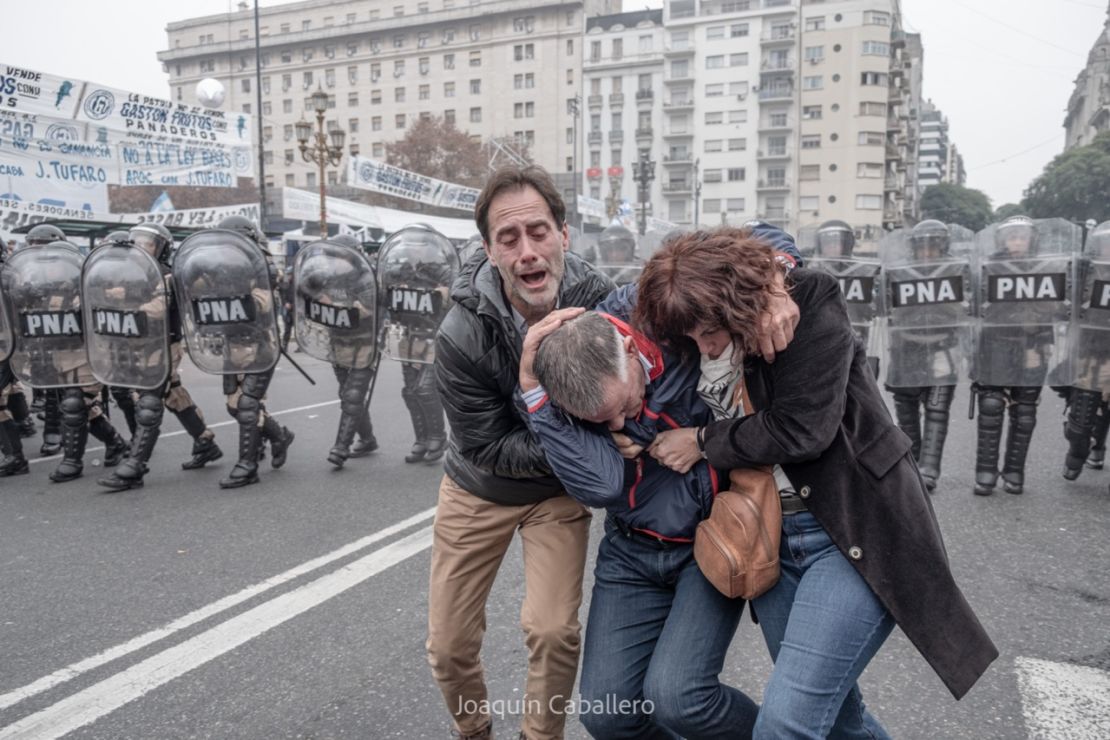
[159,0,617,209]
[581,9,664,227]
[1064,6,1110,150]
[918,98,965,190]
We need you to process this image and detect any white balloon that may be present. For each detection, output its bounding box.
[195,78,225,109]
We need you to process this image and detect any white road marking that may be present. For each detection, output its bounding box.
[28,399,340,465]
[1015,656,1110,739]
[0,525,434,740]
[0,505,434,712]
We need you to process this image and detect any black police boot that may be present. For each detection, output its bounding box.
[973,387,1006,496]
[1002,389,1039,495]
[50,418,88,483]
[111,387,138,439]
[262,416,294,469]
[918,386,954,492]
[327,412,360,468]
[349,410,378,458]
[1063,389,1099,481]
[173,406,223,470]
[422,398,447,463]
[220,423,261,489]
[17,416,35,438]
[1087,402,1110,469]
[891,390,923,462]
[403,392,428,464]
[90,417,128,468]
[30,388,44,414]
[98,412,160,492]
[40,391,62,457]
[0,419,29,477]
[9,391,35,438]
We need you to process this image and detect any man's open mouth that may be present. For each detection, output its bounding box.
[520,269,547,288]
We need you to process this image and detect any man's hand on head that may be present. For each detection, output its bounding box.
[519,306,586,392]
[757,270,799,362]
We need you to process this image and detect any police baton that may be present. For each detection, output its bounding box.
[281,347,316,385]
[364,351,383,409]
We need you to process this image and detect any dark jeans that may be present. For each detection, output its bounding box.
[579,517,758,739]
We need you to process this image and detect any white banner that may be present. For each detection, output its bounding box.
[346,156,479,213]
[648,217,677,233]
[118,202,261,229]
[282,187,382,228]
[577,194,605,221]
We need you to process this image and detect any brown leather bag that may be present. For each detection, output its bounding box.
[693,377,782,600]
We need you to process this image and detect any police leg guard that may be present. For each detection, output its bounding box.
[974,387,1007,496]
[99,392,162,491]
[31,387,44,413]
[1088,400,1110,469]
[0,419,28,477]
[918,385,955,491]
[350,405,378,458]
[420,396,447,463]
[40,390,62,457]
[9,390,35,437]
[329,367,373,467]
[173,406,223,470]
[221,406,261,489]
[891,389,923,462]
[111,386,138,438]
[261,413,294,469]
[50,389,90,483]
[1002,387,1041,495]
[89,415,128,468]
[1063,388,1100,481]
[401,368,427,463]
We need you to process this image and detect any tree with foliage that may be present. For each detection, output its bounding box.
[1023,130,1110,224]
[993,203,1026,221]
[386,116,490,189]
[920,183,994,232]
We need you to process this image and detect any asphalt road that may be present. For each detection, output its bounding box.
[0,358,1107,739]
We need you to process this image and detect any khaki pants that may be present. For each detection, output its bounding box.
[427,475,591,740]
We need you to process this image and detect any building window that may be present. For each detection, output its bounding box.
[857,162,884,178]
[325,68,336,88]
[393,35,404,49]
[802,105,822,120]
[864,10,890,26]
[859,131,884,145]
[372,143,384,157]
[285,173,295,186]
[703,169,722,183]
[443,29,456,44]
[444,54,455,70]
[394,60,405,77]
[801,135,822,149]
[396,113,406,129]
[372,116,382,131]
[418,33,430,48]
[567,39,574,56]
[705,83,724,97]
[731,23,749,37]
[347,43,358,56]
[727,167,745,181]
[639,35,653,52]
[805,16,825,31]
[859,101,886,116]
[348,91,358,106]
[395,87,405,102]
[705,111,724,125]
[303,71,313,88]
[371,63,381,81]
[470,50,482,66]
[728,110,747,124]
[348,66,358,84]
[419,57,430,75]
[861,71,888,86]
[371,89,381,105]
[730,81,749,97]
[804,45,824,62]
[728,138,746,151]
[470,79,481,94]
[419,84,430,100]
[856,194,883,209]
[444,81,455,97]
[612,39,623,60]
[262,101,271,115]
[303,48,314,62]
[283,99,293,114]
[863,41,890,56]
[470,24,481,41]
[445,109,456,125]
[770,112,787,126]
[800,196,819,211]
[283,124,293,141]
[726,198,745,212]
[705,140,723,152]
[306,172,316,188]
[800,164,820,180]
[513,16,535,33]
[513,44,535,61]
[470,107,482,122]
[706,26,724,41]
[704,199,721,214]
[706,55,725,69]
[803,75,823,90]
[284,149,293,164]
[729,53,748,66]
[324,45,336,59]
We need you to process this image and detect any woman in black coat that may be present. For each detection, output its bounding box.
[638,228,997,739]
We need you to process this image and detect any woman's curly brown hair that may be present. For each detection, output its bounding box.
[633,227,784,360]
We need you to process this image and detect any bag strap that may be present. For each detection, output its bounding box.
[731,372,755,417]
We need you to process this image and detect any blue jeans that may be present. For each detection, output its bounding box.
[579,518,759,739]
[752,512,895,740]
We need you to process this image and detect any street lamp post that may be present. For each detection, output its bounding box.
[296,87,346,236]
[606,167,623,222]
[570,95,581,229]
[692,157,702,227]
[633,148,655,236]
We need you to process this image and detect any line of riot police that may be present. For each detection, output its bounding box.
[802,215,1108,497]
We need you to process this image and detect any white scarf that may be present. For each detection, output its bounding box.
[697,342,743,421]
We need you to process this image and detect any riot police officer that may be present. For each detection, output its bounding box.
[1061,220,1110,480]
[202,216,293,489]
[294,234,378,467]
[971,215,1076,495]
[0,243,28,476]
[596,223,641,286]
[378,225,455,463]
[815,219,855,258]
[23,224,67,455]
[883,220,967,491]
[95,225,224,491]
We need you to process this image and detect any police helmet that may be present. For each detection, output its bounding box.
[217,215,266,248]
[1086,221,1110,260]
[908,220,950,257]
[598,224,637,263]
[129,223,173,264]
[816,220,856,258]
[25,224,66,247]
[995,215,1036,257]
[330,234,361,250]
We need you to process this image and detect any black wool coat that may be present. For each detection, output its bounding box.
[703,269,998,700]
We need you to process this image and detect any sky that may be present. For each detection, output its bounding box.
[5,0,1107,208]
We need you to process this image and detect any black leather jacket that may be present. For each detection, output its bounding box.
[435,251,614,505]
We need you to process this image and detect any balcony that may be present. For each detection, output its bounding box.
[761,58,795,71]
[663,98,694,111]
[663,182,692,193]
[587,94,603,109]
[609,93,624,108]
[588,131,602,145]
[635,126,654,140]
[757,148,791,160]
[761,27,796,44]
[664,43,695,58]
[757,179,790,191]
[636,88,654,105]
[758,119,792,132]
[609,130,624,144]
[664,69,693,84]
[759,86,794,101]
[663,153,693,165]
[663,129,694,139]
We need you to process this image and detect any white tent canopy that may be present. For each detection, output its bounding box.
[282,187,477,240]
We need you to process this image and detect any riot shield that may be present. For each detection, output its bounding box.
[569,226,599,265]
[172,229,280,376]
[2,241,94,388]
[81,245,171,389]
[596,224,642,286]
[796,225,819,260]
[458,233,485,267]
[293,239,378,370]
[881,228,974,388]
[377,225,459,365]
[808,257,883,360]
[1070,223,1110,392]
[639,229,673,260]
[972,218,1081,387]
[0,269,14,364]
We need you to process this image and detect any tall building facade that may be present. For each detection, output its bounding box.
[160,0,617,210]
[1064,7,1110,150]
[918,98,965,190]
